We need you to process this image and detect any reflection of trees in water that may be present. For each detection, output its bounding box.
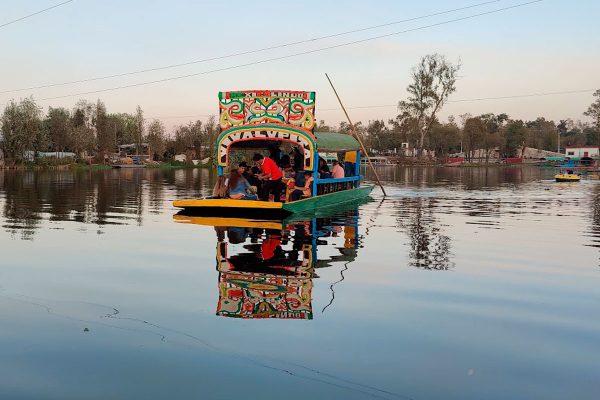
[362,165,546,189]
[396,197,453,270]
[0,169,209,239]
[588,185,600,250]
[1,171,42,240]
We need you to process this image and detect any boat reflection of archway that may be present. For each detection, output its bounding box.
[174,208,362,320]
[215,224,315,320]
[213,211,361,319]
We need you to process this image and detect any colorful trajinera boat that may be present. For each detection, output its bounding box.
[173,90,374,217]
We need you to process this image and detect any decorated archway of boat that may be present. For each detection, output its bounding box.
[173,207,362,320]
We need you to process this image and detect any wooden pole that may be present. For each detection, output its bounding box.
[325,73,387,196]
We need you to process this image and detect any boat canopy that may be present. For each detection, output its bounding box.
[314,132,360,152]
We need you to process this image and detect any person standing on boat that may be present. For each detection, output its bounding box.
[344,151,357,176]
[253,153,283,201]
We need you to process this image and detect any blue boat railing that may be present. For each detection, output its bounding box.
[314,175,361,196]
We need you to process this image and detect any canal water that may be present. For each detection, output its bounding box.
[0,166,598,400]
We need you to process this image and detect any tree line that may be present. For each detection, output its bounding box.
[318,111,599,161]
[0,98,217,165]
[318,54,600,161]
[1,54,599,165]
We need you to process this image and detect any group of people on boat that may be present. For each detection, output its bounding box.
[213,146,357,203]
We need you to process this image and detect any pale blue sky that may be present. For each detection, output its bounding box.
[1,0,599,131]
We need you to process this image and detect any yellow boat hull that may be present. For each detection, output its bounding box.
[555,174,580,182]
[173,198,283,210]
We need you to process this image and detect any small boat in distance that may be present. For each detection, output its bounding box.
[555,173,581,182]
[173,90,374,217]
[555,165,581,182]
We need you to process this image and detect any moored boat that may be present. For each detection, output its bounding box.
[173,90,374,217]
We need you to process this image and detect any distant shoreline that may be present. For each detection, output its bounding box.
[0,162,211,171]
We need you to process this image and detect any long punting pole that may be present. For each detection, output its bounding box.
[325,73,387,196]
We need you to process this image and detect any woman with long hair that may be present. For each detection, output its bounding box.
[212,175,228,198]
[227,168,257,200]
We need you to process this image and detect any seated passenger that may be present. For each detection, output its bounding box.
[279,154,295,178]
[227,168,257,200]
[294,169,305,187]
[291,147,304,172]
[331,159,345,178]
[291,171,314,201]
[318,157,331,179]
[239,162,261,190]
[212,175,228,198]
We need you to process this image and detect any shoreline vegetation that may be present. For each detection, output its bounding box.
[0,159,557,171]
[1,55,598,170]
[0,160,211,171]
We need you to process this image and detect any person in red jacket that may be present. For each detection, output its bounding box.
[253,153,283,201]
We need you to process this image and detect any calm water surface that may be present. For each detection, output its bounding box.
[0,166,599,399]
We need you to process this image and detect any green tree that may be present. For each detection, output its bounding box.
[398,54,460,155]
[366,120,391,152]
[146,119,166,160]
[463,117,486,161]
[70,100,96,159]
[134,106,144,154]
[107,113,137,146]
[94,100,115,161]
[173,120,207,160]
[525,118,558,152]
[429,121,460,157]
[503,120,528,157]
[44,107,72,153]
[478,113,508,162]
[315,119,333,132]
[584,89,600,146]
[389,112,419,152]
[0,97,43,163]
[70,125,96,159]
[72,99,95,129]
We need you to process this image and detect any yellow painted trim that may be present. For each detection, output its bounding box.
[173,215,283,230]
[173,198,283,209]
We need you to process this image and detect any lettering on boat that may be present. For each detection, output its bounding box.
[217,127,315,169]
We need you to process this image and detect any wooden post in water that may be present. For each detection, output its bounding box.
[325,73,387,197]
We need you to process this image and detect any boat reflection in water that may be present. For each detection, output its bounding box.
[173,209,361,320]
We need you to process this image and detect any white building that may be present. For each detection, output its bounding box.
[564,146,600,158]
